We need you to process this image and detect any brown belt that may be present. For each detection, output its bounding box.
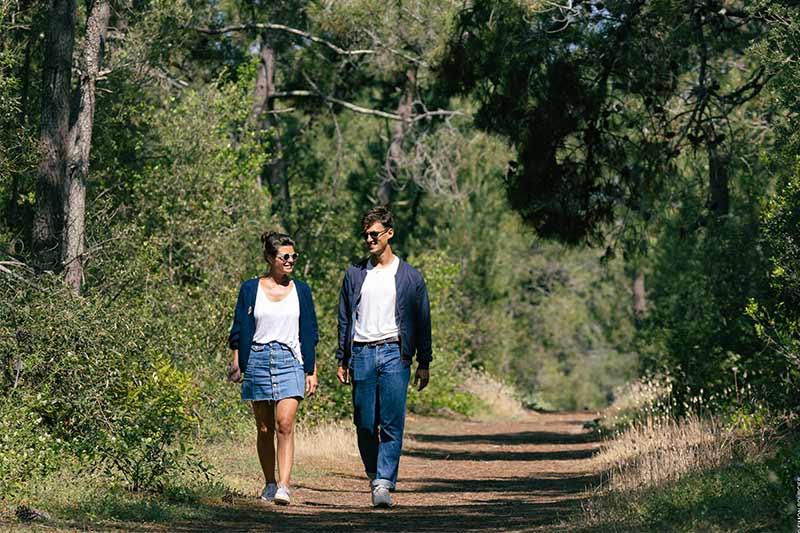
[352,336,400,347]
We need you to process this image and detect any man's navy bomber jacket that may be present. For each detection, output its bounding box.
[336,257,432,370]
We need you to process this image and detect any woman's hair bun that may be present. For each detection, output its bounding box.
[261,230,295,262]
[261,230,278,245]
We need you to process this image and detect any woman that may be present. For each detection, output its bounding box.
[227,231,318,506]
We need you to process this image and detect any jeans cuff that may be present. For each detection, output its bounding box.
[372,478,395,490]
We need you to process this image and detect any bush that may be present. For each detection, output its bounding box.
[406,251,484,417]
[746,172,800,410]
[639,197,777,413]
[0,268,201,493]
[97,353,200,492]
[0,401,63,497]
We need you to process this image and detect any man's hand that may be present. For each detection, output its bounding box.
[305,374,318,395]
[413,368,430,391]
[337,365,351,385]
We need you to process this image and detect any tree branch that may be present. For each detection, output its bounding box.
[270,90,402,119]
[270,89,465,123]
[191,23,376,57]
[363,29,428,66]
[717,66,771,108]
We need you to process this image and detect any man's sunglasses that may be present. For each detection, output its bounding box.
[275,252,299,263]
[362,228,390,241]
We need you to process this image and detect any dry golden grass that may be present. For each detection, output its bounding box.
[581,382,783,531]
[461,369,530,421]
[594,414,738,492]
[201,420,359,496]
[294,420,359,469]
[594,376,772,493]
[604,375,674,424]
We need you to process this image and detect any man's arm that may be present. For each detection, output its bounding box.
[414,275,432,391]
[415,276,432,368]
[336,271,352,385]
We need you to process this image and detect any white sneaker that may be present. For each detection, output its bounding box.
[371,485,393,508]
[260,482,277,502]
[274,485,291,506]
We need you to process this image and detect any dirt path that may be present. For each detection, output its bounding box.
[174,412,601,532]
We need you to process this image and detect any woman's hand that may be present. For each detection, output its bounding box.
[228,350,241,383]
[227,363,242,383]
[305,373,318,395]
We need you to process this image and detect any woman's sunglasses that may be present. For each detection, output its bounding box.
[275,252,299,263]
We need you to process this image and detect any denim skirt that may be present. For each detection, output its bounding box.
[241,342,305,402]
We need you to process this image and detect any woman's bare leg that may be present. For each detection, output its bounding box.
[275,397,300,486]
[252,401,277,484]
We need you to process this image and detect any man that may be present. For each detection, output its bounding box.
[336,206,432,508]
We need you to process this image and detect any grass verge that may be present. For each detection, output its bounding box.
[0,420,360,531]
[576,376,800,532]
[582,434,799,532]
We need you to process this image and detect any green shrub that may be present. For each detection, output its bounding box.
[0,401,63,497]
[405,252,483,417]
[97,353,200,492]
[0,270,202,493]
[746,171,800,410]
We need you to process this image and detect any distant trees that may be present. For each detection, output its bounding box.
[189,0,466,224]
[439,0,769,244]
[440,0,800,411]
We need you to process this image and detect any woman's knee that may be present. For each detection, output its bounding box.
[275,416,294,436]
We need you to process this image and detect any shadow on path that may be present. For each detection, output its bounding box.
[404,446,597,462]
[167,500,588,532]
[409,430,594,446]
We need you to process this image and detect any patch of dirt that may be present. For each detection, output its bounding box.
[172,411,602,532]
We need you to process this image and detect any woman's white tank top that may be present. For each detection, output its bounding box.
[252,281,303,364]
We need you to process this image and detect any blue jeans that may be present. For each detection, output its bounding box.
[350,342,411,490]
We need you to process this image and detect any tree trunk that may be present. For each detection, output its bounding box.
[62,0,110,294]
[250,36,291,230]
[5,0,34,230]
[248,36,270,182]
[708,145,730,217]
[378,67,416,206]
[633,269,646,319]
[33,0,76,268]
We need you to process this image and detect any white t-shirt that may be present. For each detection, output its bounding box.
[354,256,400,342]
[252,281,303,364]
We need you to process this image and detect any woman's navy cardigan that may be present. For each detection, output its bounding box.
[228,278,319,375]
